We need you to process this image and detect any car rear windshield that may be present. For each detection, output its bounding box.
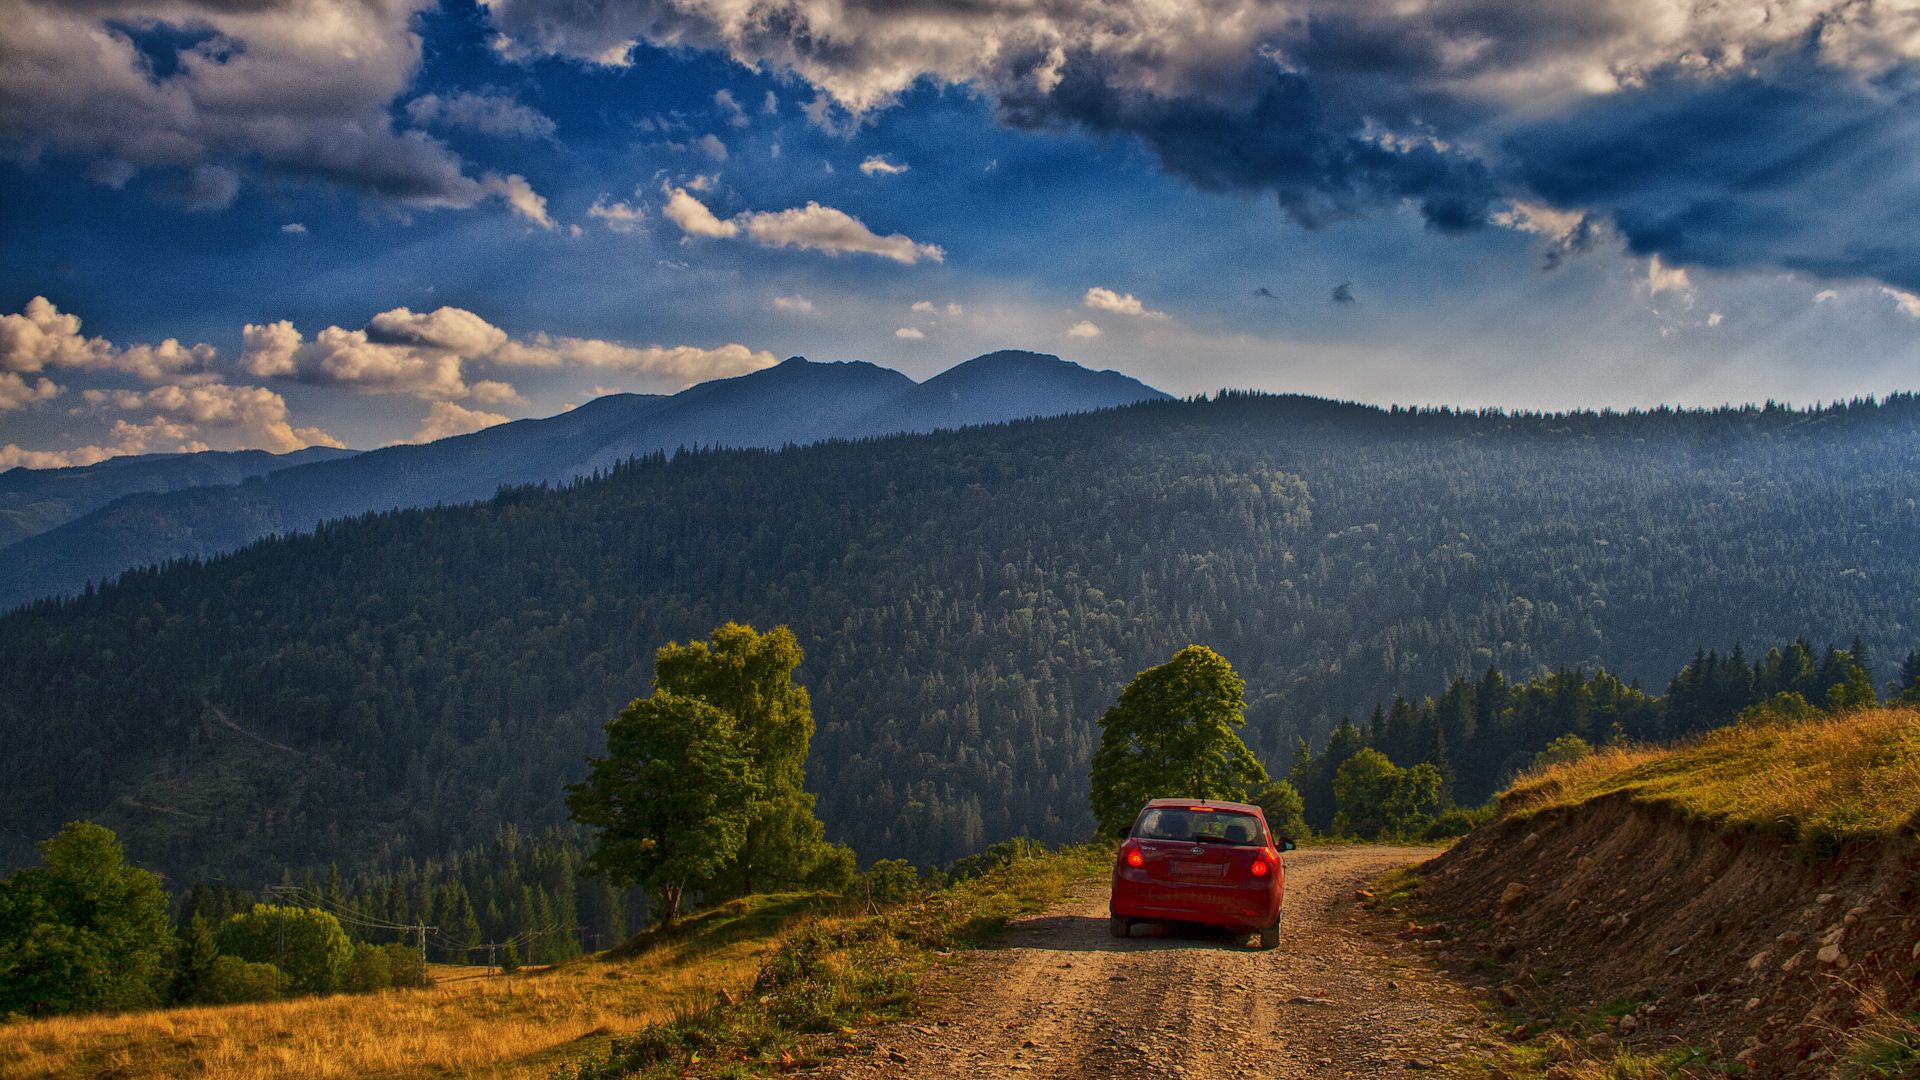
[1133,808,1265,845]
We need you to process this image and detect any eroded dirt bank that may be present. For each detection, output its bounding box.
[1420,797,1920,1075]
[828,845,1502,1078]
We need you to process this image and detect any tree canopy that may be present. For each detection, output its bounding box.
[0,822,174,1016]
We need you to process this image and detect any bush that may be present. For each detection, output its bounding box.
[381,942,430,988]
[849,859,923,906]
[1331,749,1445,839]
[499,940,521,974]
[346,942,392,992]
[195,956,281,1004]
[217,905,354,995]
[1421,806,1493,840]
[1738,691,1817,726]
[1528,733,1593,772]
[947,837,1046,881]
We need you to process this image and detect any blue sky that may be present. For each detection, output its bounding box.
[3,0,1918,463]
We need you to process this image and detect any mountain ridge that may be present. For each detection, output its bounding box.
[0,351,1166,608]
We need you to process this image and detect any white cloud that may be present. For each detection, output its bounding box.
[714,89,750,128]
[1644,256,1694,305]
[1814,289,1841,303]
[772,295,816,313]
[588,384,622,397]
[243,305,777,399]
[1083,286,1168,320]
[82,383,343,455]
[406,90,556,139]
[588,193,647,233]
[662,185,741,238]
[0,0,493,213]
[895,327,925,340]
[1707,311,1724,327]
[1880,287,1920,318]
[662,186,943,264]
[482,173,556,230]
[912,300,963,317]
[0,296,218,390]
[1067,320,1103,337]
[0,372,62,412]
[281,223,308,234]
[697,133,729,161]
[860,155,909,176]
[407,400,511,443]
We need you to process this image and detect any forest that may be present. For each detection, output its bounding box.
[1,391,1917,887]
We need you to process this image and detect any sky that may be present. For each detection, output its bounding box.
[2,0,1919,465]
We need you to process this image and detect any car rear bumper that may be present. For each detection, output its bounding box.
[1110,877,1280,930]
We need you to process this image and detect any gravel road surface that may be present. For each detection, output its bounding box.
[829,845,1501,1078]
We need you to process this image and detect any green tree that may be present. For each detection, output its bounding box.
[1246,778,1311,844]
[1527,733,1593,773]
[1089,645,1276,836]
[174,914,220,1004]
[567,691,758,926]
[1331,749,1445,839]
[1825,662,1878,711]
[382,942,430,988]
[0,822,174,1016]
[654,623,852,896]
[1896,652,1920,704]
[216,905,353,995]
[499,940,521,974]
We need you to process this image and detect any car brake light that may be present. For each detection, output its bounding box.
[1187,806,1215,812]
[1250,857,1270,877]
[1125,847,1144,868]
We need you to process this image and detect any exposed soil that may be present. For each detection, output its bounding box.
[1420,796,1920,1076]
[827,846,1503,1078]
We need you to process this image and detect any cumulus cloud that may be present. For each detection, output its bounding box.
[1066,320,1101,337]
[895,327,925,340]
[408,400,511,443]
[1881,287,1920,318]
[82,384,342,454]
[482,173,556,229]
[0,0,507,214]
[243,305,776,399]
[772,295,815,313]
[696,133,729,161]
[281,222,308,234]
[0,296,218,393]
[714,89,750,128]
[588,193,647,233]
[912,300,962,316]
[406,90,557,139]
[661,186,943,263]
[479,0,1920,292]
[860,155,908,176]
[1644,256,1694,306]
[1083,286,1167,320]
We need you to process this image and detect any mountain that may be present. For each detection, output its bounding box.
[0,446,356,549]
[0,353,1164,609]
[3,391,1916,882]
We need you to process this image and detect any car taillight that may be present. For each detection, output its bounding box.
[1125,846,1144,868]
[1249,857,1270,877]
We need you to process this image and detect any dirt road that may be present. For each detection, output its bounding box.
[829,846,1502,1078]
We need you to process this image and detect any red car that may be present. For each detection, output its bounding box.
[1109,798,1296,949]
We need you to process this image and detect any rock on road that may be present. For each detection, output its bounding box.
[829,846,1501,1078]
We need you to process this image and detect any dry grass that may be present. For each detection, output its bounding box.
[0,893,828,1080]
[1500,705,1920,843]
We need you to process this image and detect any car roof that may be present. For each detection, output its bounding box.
[1139,798,1263,815]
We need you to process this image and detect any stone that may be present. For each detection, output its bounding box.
[1747,951,1771,971]
[1818,945,1845,966]
[1780,950,1808,973]
[1499,882,1530,912]
[1775,931,1802,946]
[1817,893,1838,905]
[888,1051,909,1064]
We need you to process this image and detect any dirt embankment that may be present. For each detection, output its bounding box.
[829,846,1502,1079]
[1420,796,1920,1075]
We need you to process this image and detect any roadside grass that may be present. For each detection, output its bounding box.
[1498,706,1920,848]
[553,842,1112,1079]
[0,892,832,1080]
[1840,1008,1920,1078]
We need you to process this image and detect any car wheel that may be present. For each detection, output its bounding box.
[1258,913,1281,950]
[1108,915,1132,939]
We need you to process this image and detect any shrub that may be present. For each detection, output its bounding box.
[381,942,430,988]
[849,859,923,906]
[217,905,353,995]
[346,942,392,992]
[195,955,280,1004]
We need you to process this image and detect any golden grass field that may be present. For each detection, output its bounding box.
[0,893,829,1080]
[1499,704,1920,841]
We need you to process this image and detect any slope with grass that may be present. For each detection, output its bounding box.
[1418,707,1920,1077]
[0,893,828,1080]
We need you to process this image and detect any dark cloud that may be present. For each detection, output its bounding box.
[1252,286,1277,300]
[1331,282,1357,305]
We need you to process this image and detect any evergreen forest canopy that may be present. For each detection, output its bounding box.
[1,391,1917,885]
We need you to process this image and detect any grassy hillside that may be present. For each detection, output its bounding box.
[0,846,1110,1080]
[1499,705,1920,845]
[0,892,828,1079]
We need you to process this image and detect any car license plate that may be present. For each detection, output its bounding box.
[1171,860,1225,879]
